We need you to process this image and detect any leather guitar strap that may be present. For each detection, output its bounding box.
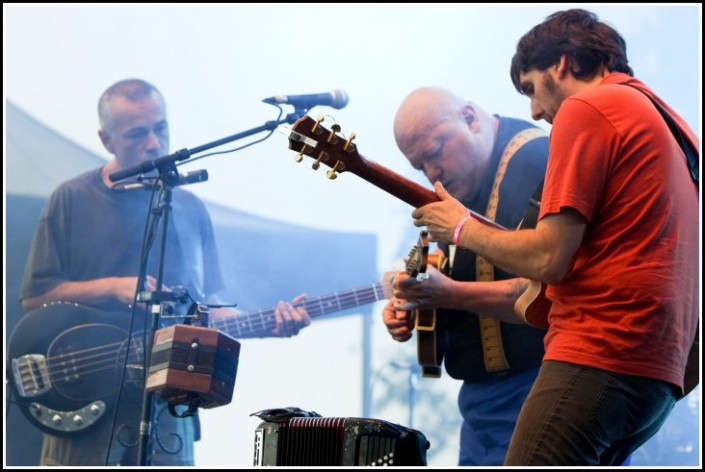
[476,127,547,372]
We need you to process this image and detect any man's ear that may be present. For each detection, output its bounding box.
[98,129,114,154]
[460,103,479,132]
[556,54,570,79]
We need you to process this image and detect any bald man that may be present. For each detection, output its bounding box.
[382,87,548,465]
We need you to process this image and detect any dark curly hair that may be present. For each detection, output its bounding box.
[510,9,633,94]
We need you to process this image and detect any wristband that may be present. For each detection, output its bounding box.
[453,213,473,246]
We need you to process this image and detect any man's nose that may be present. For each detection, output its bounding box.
[424,162,442,182]
[530,100,545,121]
[144,130,162,151]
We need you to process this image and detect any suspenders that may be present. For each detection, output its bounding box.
[473,127,547,372]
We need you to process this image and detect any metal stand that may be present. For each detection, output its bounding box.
[118,110,307,465]
[134,164,180,466]
[108,111,306,183]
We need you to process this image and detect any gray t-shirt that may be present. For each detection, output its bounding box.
[19,167,226,465]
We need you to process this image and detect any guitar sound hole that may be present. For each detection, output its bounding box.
[47,323,129,401]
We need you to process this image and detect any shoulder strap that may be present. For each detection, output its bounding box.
[476,126,547,373]
[621,84,699,188]
[519,179,544,230]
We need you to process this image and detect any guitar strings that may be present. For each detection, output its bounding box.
[16,282,392,385]
[212,281,389,337]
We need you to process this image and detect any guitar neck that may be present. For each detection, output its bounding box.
[211,281,388,338]
[354,155,504,230]
[287,116,504,230]
[355,157,439,208]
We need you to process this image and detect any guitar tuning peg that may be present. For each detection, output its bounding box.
[331,124,341,133]
[326,161,344,180]
[294,152,304,163]
[312,151,327,170]
[312,114,325,132]
[343,132,356,151]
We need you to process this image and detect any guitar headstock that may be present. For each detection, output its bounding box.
[405,231,430,279]
[286,114,361,180]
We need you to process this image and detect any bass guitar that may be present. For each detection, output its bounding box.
[7,279,393,436]
[285,115,551,327]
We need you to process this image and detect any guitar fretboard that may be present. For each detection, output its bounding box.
[211,282,389,338]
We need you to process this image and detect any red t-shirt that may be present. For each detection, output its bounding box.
[539,73,699,392]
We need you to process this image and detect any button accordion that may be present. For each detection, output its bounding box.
[253,410,429,466]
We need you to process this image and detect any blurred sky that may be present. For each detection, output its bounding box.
[3,3,701,468]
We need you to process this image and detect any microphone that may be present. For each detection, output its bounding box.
[262,89,349,110]
[112,169,208,191]
[173,169,209,186]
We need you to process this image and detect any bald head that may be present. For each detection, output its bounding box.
[394,87,467,151]
[393,87,497,202]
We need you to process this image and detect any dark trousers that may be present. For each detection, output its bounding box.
[505,360,677,466]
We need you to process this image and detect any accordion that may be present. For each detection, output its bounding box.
[146,324,240,408]
[253,410,429,466]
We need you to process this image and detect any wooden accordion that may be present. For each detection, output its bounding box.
[146,324,240,408]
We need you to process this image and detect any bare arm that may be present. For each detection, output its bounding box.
[412,182,586,283]
[20,276,159,312]
[391,266,531,324]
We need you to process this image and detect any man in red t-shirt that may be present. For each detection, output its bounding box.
[410,8,698,466]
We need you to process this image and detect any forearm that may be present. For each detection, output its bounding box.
[440,278,530,324]
[457,221,550,281]
[457,211,586,284]
[21,278,136,312]
[413,183,585,284]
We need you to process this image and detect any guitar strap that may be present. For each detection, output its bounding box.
[619,84,699,397]
[476,127,548,373]
[620,84,699,188]
[519,179,544,230]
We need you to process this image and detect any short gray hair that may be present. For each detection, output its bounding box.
[97,78,163,130]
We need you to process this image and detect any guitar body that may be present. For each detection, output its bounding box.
[514,280,551,328]
[405,232,447,378]
[415,311,443,378]
[415,252,447,378]
[8,303,134,436]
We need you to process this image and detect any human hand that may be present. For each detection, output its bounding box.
[411,181,470,244]
[392,264,447,311]
[272,293,311,337]
[381,298,414,342]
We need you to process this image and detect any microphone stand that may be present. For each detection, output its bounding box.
[126,110,305,465]
[109,110,307,183]
[135,161,185,466]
